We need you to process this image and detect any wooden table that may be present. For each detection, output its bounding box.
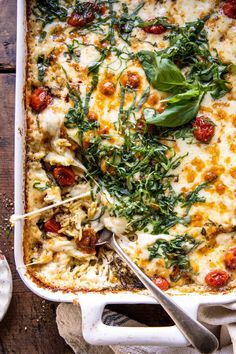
[0,1,172,353]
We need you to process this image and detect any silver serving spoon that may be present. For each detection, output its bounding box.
[97,229,219,354]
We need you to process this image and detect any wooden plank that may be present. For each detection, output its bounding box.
[0,74,73,354]
[0,0,16,71]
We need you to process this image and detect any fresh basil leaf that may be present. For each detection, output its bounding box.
[144,94,202,127]
[165,88,200,104]
[137,51,187,92]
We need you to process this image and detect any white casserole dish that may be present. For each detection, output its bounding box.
[14,0,236,347]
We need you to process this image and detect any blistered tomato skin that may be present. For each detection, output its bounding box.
[67,2,104,27]
[193,116,215,143]
[68,13,87,27]
[44,219,61,233]
[123,72,141,89]
[223,0,236,19]
[205,270,230,288]
[100,81,116,96]
[224,247,236,270]
[143,24,167,34]
[53,166,76,187]
[30,87,52,113]
[76,228,98,254]
[152,276,170,291]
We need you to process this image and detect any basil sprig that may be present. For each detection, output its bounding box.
[138,50,229,127]
[137,16,230,128]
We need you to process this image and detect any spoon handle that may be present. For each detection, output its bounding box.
[110,234,218,354]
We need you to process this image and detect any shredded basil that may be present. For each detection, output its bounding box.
[33,0,67,27]
[37,54,51,81]
[148,234,201,274]
[181,182,210,215]
[33,181,50,191]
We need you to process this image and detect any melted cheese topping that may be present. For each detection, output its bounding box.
[25,0,236,292]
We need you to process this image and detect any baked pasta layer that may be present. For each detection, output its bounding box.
[24,0,236,292]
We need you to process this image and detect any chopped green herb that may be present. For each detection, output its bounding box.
[136,86,150,111]
[33,181,50,191]
[138,17,174,30]
[37,54,52,81]
[148,234,201,273]
[116,2,144,44]
[33,0,67,27]
[181,182,209,215]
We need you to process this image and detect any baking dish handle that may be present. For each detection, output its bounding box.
[79,294,199,346]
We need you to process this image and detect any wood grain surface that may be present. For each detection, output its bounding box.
[0,1,172,353]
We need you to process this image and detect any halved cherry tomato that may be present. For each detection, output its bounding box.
[143,23,167,34]
[44,219,61,233]
[205,269,230,288]
[223,0,236,19]
[122,71,141,89]
[100,81,116,96]
[68,13,88,27]
[224,247,236,270]
[30,87,52,113]
[67,2,104,27]
[152,276,170,291]
[53,166,75,187]
[76,227,98,254]
[193,116,215,143]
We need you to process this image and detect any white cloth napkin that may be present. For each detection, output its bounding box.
[56,302,236,354]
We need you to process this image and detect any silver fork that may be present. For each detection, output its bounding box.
[97,229,219,354]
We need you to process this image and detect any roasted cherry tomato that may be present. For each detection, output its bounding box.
[224,247,236,270]
[100,81,116,96]
[152,276,170,291]
[205,269,230,288]
[68,13,88,27]
[192,116,215,143]
[223,0,236,19]
[44,219,61,233]
[30,87,52,113]
[53,166,75,187]
[67,2,104,27]
[142,23,167,34]
[76,228,98,254]
[122,71,141,89]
